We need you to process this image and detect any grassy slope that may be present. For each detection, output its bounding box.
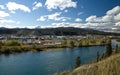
[55,53,120,75]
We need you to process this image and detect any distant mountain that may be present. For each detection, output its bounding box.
[0,27,119,36]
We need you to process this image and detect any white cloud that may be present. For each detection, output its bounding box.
[10,11,16,14]
[86,15,95,22]
[48,12,61,20]
[86,15,101,22]
[0,24,18,28]
[0,19,15,24]
[0,24,38,29]
[32,1,42,10]
[106,6,120,15]
[86,15,114,23]
[51,22,118,32]
[52,22,87,28]
[56,17,71,21]
[102,15,113,22]
[85,6,120,32]
[78,12,83,15]
[37,12,70,21]
[45,0,77,10]
[37,16,46,21]
[0,18,20,24]
[114,13,120,22]
[111,27,117,30]
[33,1,37,5]
[6,2,31,13]
[52,22,70,27]
[16,21,20,24]
[86,6,120,23]
[64,10,68,13]
[115,22,120,26]
[61,18,67,21]
[0,5,5,9]
[49,6,120,33]
[0,11,9,17]
[75,18,82,22]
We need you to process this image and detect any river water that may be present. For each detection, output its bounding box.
[0,46,105,75]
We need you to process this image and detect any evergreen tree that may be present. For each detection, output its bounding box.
[100,53,105,60]
[75,56,81,68]
[105,40,112,57]
[115,44,118,53]
[97,51,100,62]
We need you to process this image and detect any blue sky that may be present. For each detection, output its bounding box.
[0,0,120,32]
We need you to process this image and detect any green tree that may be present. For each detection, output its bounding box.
[75,56,81,68]
[5,40,21,46]
[62,39,67,46]
[100,53,105,60]
[69,40,74,47]
[115,44,119,53]
[78,41,82,47]
[105,40,112,57]
[97,51,100,62]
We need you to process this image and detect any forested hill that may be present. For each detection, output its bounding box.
[0,27,119,36]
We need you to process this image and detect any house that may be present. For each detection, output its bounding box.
[40,39,62,46]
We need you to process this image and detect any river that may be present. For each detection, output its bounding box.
[111,39,120,48]
[0,46,105,75]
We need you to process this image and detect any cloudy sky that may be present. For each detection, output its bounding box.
[0,0,120,32]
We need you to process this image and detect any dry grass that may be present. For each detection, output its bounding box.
[55,53,120,75]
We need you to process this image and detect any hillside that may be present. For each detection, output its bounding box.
[55,53,120,75]
[0,27,119,36]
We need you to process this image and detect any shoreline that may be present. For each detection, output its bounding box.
[0,44,105,55]
[42,44,105,50]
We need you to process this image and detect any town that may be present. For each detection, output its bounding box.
[0,34,107,46]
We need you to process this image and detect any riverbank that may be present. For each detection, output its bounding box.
[0,38,107,54]
[54,53,120,75]
[0,44,105,54]
[0,46,42,54]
